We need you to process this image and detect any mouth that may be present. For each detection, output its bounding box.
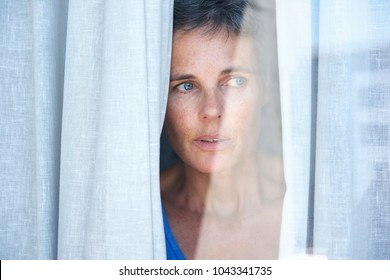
[199,139,225,142]
[194,135,230,151]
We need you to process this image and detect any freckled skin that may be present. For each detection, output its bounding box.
[165,29,265,174]
[161,28,284,260]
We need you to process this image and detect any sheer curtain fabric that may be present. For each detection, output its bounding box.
[0,0,173,259]
[277,0,390,259]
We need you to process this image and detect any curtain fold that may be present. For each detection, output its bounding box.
[277,0,390,259]
[58,0,172,260]
[276,0,313,258]
[1,0,173,259]
[313,0,390,260]
[0,0,68,260]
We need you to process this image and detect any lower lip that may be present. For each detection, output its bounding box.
[194,140,230,151]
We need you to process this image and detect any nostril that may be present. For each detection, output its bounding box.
[201,113,222,120]
[199,91,224,120]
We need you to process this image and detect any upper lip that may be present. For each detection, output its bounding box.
[194,134,229,141]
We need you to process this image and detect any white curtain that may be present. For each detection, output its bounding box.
[277,0,390,259]
[2,0,389,260]
[0,0,173,259]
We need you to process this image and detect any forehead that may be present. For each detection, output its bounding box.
[171,28,257,73]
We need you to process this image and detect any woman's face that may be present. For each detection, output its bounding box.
[165,28,265,173]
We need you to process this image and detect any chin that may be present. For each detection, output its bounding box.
[190,156,236,174]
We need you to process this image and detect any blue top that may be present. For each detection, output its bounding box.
[162,206,186,260]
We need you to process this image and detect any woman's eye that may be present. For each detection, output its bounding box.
[176,82,194,92]
[225,77,247,87]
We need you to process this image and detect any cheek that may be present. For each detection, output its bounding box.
[227,88,262,122]
[165,104,194,149]
[166,94,199,132]
[224,93,262,141]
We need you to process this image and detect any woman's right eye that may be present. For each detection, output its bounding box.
[175,82,194,93]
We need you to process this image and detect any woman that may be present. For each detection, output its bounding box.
[161,0,285,259]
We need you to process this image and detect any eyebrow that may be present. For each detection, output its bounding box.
[170,66,253,82]
[170,74,196,82]
[220,66,253,75]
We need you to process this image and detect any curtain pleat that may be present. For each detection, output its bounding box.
[276,0,313,258]
[0,0,173,259]
[313,0,390,259]
[0,0,67,260]
[277,0,390,259]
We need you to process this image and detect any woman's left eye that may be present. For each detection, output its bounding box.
[225,77,247,87]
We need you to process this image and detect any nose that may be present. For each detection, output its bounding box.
[199,88,224,121]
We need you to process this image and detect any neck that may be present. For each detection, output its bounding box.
[179,153,266,217]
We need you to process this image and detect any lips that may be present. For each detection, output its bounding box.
[199,139,221,142]
[194,135,230,151]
